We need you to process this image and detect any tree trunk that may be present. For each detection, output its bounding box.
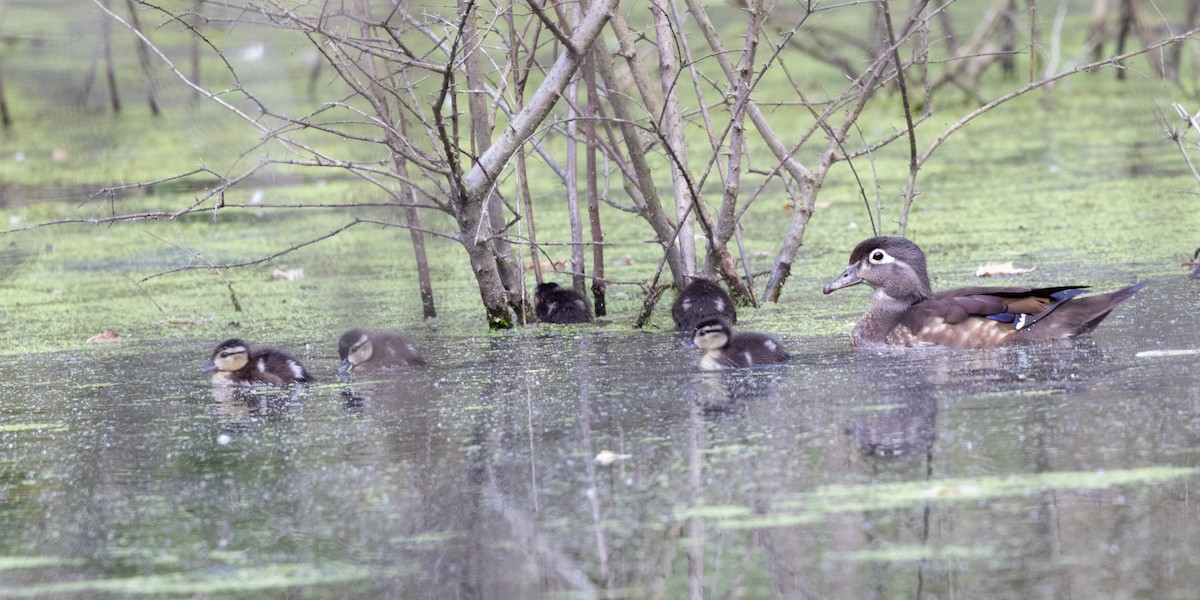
[462,0,525,315]
[583,53,606,316]
[124,0,160,115]
[651,0,697,278]
[456,0,618,327]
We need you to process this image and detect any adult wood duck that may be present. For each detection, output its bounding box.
[672,278,737,332]
[822,236,1146,349]
[338,329,427,374]
[202,338,314,385]
[535,282,594,324]
[691,317,790,370]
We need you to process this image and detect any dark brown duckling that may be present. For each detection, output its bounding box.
[338,329,427,375]
[691,318,789,370]
[535,282,593,324]
[823,236,1147,349]
[202,338,314,386]
[672,278,737,332]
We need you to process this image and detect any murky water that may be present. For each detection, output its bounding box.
[0,278,1196,598]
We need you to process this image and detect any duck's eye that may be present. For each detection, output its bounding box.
[869,250,887,264]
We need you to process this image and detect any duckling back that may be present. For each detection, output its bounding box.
[338,329,427,374]
[535,283,594,324]
[203,338,313,386]
[692,319,788,370]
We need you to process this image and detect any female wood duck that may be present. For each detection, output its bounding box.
[691,317,790,370]
[822,236,1147,349]
[672,278,737,331]
[535,282,593,324]
[338,329,427,374]
[202,338,314,385]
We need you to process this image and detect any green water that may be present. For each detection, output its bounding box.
[0,1,1198,598]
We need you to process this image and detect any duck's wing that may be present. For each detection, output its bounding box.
[896,286,1090,348]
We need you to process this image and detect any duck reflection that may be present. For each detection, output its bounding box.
[692,367,789,415]
[849,384,938,459]
[208,384,307,425]
[335,365,443,415]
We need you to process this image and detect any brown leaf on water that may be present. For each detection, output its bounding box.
[271,268,305,281]
[975,262,1035,277]
[164,318,197,326]
[86,330,122,344]
[526,259,566,272]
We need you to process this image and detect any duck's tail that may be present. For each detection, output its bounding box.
[1016,282,1146,341]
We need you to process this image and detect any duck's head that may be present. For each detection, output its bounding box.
[338,329,373,374]
[203,339,249,373]
[692,318,732,351]
[823,236,933,300]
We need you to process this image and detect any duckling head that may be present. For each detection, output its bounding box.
[338,329,374,374]
[692,318,732,351]
[203,339,250,373]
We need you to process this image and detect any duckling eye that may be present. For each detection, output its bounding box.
[868,250,891,264]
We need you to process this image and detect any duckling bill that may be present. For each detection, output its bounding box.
[338,329,427,374]
[202,338,313,386]
[823,236,1146,349]
[691,318,789,370]
[535,282,593,324]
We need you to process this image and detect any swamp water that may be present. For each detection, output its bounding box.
[0,276,1196,598]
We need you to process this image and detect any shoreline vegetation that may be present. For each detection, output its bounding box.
[0,1,1196,352]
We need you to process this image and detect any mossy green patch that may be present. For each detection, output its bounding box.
[0,2,1194,355]
[0,562,380,596]
[0,423,68,433]
[0,556,85,571]
[700,467,1197,532]
[832,545,996,563]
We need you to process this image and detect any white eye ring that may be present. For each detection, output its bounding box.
[868,249,894,264]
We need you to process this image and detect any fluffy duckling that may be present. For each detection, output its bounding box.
[824,236,1147,349]
[202,338,314,386]
[691,318,789,370]
[338,329,427,375]
[672,278,737,331]
[535,282,593,324]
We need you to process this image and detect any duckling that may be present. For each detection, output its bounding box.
[338,329,427,375]
[535,282,593,324]
[202,338,313,386]
[823,236,1147,349]
[672,278,737,331]
[691,318,789,370]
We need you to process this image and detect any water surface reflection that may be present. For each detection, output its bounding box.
[0,278,1196,597]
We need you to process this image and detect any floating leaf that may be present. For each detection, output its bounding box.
[1135,349,1200,358]
[271,268,305,281]
[594,450,632,466]
[86,330,122,344]
[975,261,1035,277]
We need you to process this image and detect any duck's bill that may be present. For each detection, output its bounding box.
[338,359,354,375]
[200,362,218,374]
[823,265,862,294]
